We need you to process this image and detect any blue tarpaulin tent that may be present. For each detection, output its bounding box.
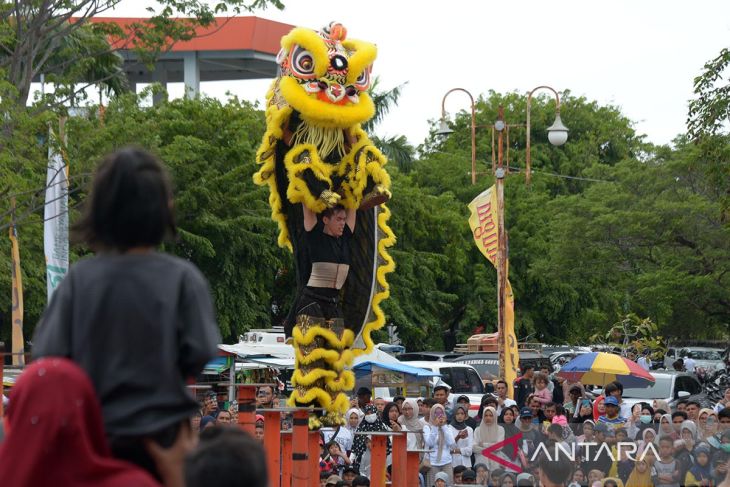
[352,360,442,379]
[352,361,441,398]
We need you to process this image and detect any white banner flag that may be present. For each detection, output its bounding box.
[44,128,69,300]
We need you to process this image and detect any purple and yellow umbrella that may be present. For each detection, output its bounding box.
[557,352,655,388]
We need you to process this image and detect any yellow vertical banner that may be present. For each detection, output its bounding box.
[467,186,518,397]
[9,197,25,366]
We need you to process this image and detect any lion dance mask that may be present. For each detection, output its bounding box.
[254,22,395,427]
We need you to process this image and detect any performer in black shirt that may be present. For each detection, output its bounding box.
[290,203,355,331]
[289,203,357,427]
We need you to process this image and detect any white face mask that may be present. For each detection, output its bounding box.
[364,413,377,423]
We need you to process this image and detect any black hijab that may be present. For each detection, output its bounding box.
[450,405,469,430]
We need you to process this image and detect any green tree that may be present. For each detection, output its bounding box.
[0,92,289,342]
[0,0,283,109]
[688,47,730,138]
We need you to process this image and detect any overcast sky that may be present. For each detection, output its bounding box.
[107,0,730,148]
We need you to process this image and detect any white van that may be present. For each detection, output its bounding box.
[399,361,486,417]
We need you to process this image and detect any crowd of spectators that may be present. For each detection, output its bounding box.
[1,147,729,487]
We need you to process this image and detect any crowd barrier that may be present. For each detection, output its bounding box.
[233,383,422,487]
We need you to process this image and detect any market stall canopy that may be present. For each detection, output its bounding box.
[354,346,402,366]
[352,361,442,380]
[218,342,400,366]
[218,342,294,360]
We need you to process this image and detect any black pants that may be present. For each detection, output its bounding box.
[285,287,341,337]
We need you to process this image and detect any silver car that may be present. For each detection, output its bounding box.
[620,371,712,410]
[664,347,725,372]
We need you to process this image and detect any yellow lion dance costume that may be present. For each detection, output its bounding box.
[254,22,395,427]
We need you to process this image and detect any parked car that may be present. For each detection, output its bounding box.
[397,351,463,362]
[549,350,591,368]
[663,347,725,371]
[449,352,553,382]
[619,371,713,410]
[400,360,485,416]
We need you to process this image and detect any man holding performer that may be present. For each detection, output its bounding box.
[253,21,395,428]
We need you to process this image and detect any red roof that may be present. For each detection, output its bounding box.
[84,16,294,54]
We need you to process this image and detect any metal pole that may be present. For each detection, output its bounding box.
[526,85,562,186]
[441,88,477,185]
[495,106,507,384]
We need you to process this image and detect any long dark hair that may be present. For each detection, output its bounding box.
[381,402,400,425]
[73,147,176,251]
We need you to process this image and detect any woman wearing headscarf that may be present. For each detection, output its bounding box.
[448,405,474,468]
[0,358,159,487]
[625,458,652,487]
[698,408,719,443]
[686,443,713,486]
[350,404,391,473]
[636,427,657,457]
[324,408,360,455]
[498,407,520,440]
[346,407,364,430]
[473,406,510,472]
[424,403,456,486]
[592,395,605,422]
[676,421,698,483]
[398,398,425,451]
[653,399,671,415]
[656,413,677,442]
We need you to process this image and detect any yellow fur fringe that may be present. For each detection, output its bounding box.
[279,77,375,129]
[290,369,355,392]
[353,204,396,356]
[283,144,335,214]
[342,39,377,85]
[287,388,350,414]
[280,28,329,78]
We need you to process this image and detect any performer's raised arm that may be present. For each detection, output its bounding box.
[303,203,317,231]
[346,208,356,233]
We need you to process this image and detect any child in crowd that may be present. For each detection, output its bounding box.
[532,373,553,406]
[653,437,681,487]
[686,443,713,486]
[32,147,220,476]
[587,469,604,486]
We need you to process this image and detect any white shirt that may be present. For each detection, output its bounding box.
[496,397,517,416]
[402,418,427,451]
[684,357,696,372]
[424,423,457,467]
[448,425,474,467]
[322,426,354,453]
[637,356,651,371]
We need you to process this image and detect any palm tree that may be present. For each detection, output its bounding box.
[365,77,416,173]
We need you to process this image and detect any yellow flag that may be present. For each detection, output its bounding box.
[467,187,519,398]
[9,199,25,366]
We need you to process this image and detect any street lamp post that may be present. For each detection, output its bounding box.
[438,88,476,184]
[526,85,569,185]
[438,87,568,382]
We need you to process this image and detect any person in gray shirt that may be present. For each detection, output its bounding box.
[32,147,221,477]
